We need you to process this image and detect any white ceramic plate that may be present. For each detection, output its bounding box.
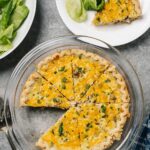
[0,0,37,59]
[56,0,150,47]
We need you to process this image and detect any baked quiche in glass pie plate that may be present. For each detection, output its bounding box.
[4,35,144,150]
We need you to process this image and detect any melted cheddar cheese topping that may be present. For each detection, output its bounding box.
[93,0,141,25]
[20,50,130,150]
[37,103,129,150]
[20,73,70,109]
[37,53,75,101]
[71,52,109,102]
[40,107,80,150]
[81,67,130,103]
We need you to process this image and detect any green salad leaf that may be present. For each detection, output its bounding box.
[0,24,14,44]
[83,0,105,11]
[0,0,10,8]
[10,4,29,30]
[66,0,87,22]
[0,0,29,55]
[0,44,12,53]
[66,0,105,23]
[0,1,13,30]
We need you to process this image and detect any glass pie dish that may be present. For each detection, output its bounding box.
[4,35,144,150]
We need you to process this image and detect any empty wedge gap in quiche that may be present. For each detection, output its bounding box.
[93,0,142,26]
[70,49,110,102]
[81,64,130,104]
[37,50,75,101]
[20,72,73,109]
[36,103,130,150]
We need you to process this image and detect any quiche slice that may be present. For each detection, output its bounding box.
[93,0,141,26]
[81,65,130,103]
[36,103,130,150]
[37,50,74,101]
[71,49,110,102]
[20,72,72,109]
[78,103,130,150]
[36,107,81,150]
[81,65,130,104]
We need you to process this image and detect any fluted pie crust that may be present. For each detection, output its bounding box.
[20,49,130,150]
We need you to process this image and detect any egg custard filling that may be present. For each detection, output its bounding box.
[20,49,130,150]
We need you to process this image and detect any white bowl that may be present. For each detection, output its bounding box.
[0,0,37,60]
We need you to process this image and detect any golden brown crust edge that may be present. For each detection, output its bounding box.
[20,72,40,106]
[131,0,142,17]
[105,65,130,103]
[37,49,111,69]
[36,139,52,150]
[92,103,130,150]
[36,103,130,150]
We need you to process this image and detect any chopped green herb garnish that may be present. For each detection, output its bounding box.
[79,54,83,59]
[61,77,67,83]
[86,123,93,131]
[51,129,54,135]
[62,84,66,89]
[101,105,106,113]
[80,92,85,97]
[94,93,99,97]
[53,98,60,103]
[59,123,64,136]
[86,123,93,128]
[78,67,85,73]
[105,79,111,83]
[58,66,66,72]
[85,84,90,90]
[73,67,86,77]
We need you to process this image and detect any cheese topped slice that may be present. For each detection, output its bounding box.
[93,0,141,25]
[36,107,81,150]
[20,72,71,109]
[78,103,129,150]
[36,103,130,150]
[71,49,110,102]
[37,50,75,101]
[81,65,130,103]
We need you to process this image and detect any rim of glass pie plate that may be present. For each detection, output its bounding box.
[4,35,144,150]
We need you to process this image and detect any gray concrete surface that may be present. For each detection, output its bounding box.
[0,0,150,149]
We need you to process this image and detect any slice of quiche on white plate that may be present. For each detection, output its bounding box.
[93,0,142,25]
[20,72,72,109]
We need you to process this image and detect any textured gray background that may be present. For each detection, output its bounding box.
[0,0,150,149]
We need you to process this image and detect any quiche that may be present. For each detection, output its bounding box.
[20,49,130,150]
[71,49,110,102]
[36,106,81,150]
[93,0,141,26]
[36,103,130,150]
[37,50,75,101]
[81,65,130,103]
[20,72,72,109]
